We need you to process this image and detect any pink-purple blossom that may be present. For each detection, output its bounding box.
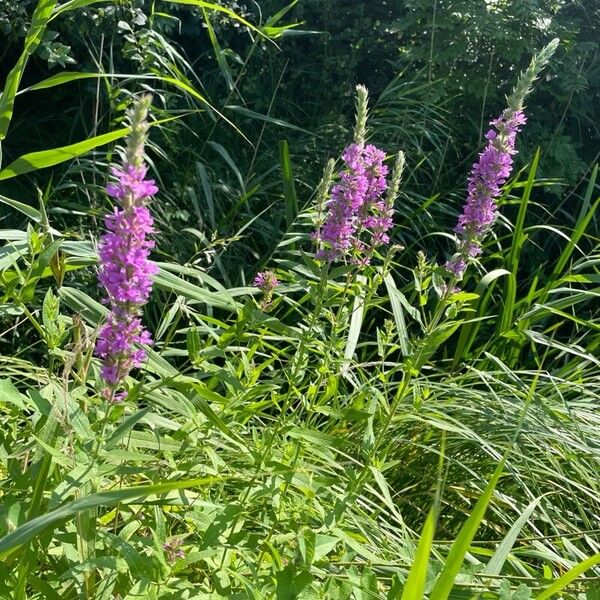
[314,143,390,263]
[446,109,526,278]
[253,270,279,310]
[98,204,157,306]
[163,539,185,562]
[95,95,157,401]
[96,315,153,386]
[254,270,279,292]
[106,164,159,201]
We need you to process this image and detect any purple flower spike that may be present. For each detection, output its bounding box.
[447,108,526,278]
[314,143,391,264]
[98,205,158,306]
[95,95,157,402]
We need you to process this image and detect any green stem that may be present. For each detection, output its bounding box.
[218,265,329,569]
[19,303,46,342]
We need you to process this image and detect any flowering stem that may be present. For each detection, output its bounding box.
[95,94,158,402]
[445,39,558,281]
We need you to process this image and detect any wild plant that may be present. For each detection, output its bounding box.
[0,4,599,598]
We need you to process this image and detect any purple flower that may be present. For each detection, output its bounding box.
[314,143,391,263]
[163,539,185,562]
[96,315,153,386]
[253,270,279,292]
[98,206,157,306]
[106,165,158,201]
[446,109,526,278]
[253,270,279,310]
[95,95,157,402]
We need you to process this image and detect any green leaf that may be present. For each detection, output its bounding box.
[50,0,109,18]
[523,329,600,367]
[105,408,152,450]
[208,141,245,192]
[264,0,299,27]
[0,0,58,141]
[411,321,460,371]
[0,477,221,559]
[0,194,43,222]
[483,496,544,576]
[279,140,299,230]
[153,269,239,311]
[0,379,29,409]
[552,198,600,280]
[313,534,338,562]
[535,553,600,600]
[429,456,508,599]
[19,71,101,93]
[60,556,128,578]
[22,239,62,301]
[186,327,201,362]
[401,434,445,600]
[59,286,107,324]
[452,268,510,366]
[343,275,366,374]
[498,150,539,334]
[384,273,412,356]
[169,378,247,450]
[227,105,310,133]
[202,9,234,91]
[298,529,315,566]
[401,504,438,600]
[275,564,314,599]
[533,165,599,310]
[162,0,267,40]
[0,127,130,180]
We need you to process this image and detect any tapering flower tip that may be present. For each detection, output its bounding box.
[125,93,153,170]
[353,84,370,146]
[385,151,405,206]
[508,38,559,111]
[315,158,336,214]
[253,270,279,292]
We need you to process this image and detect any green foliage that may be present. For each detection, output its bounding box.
[0,1,599,598]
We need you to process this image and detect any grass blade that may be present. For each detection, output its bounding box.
[482,495,544,576]
[400,434,445,600]
[535,553,600,600]
[0,477,221,559]
[383,273,411,356]
[429,456,507,599]
[279,140,299,230]
[202,8,234,91]
[497,151,539,334]
[0,0,58,141]
[163,0,268,40]
[343,275,366,375]
[0,128,130,180]
[452,268,510,366]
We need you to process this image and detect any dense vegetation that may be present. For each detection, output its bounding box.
[0,1,599,598]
